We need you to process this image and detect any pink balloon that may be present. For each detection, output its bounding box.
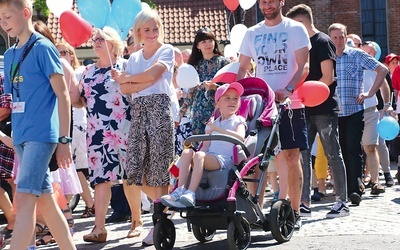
[295,81,330,107]
[60,10,93,48]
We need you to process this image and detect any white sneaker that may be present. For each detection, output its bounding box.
[161,187,186,208]
[180,190,196,207]
[326,201,350,218]
[142,227,154,246]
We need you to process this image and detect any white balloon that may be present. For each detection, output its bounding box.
[141,2,151,11]
[224,44,237,59]
[46,0,73,18]
[239,0,257,10]
[230,24,248,52]
[176,64,200,88]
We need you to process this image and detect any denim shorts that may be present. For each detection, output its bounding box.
[14,141,56,197]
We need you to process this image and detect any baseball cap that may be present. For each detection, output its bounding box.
[385,53,400,65]
[215,82,244,103]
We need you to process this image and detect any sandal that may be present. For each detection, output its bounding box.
[36,232,55,246]
[81,205,95,218]
[83,225,107,243]
[35,223,49,236]
[127,219,143,238]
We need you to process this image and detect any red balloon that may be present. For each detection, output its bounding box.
[60,10,93,48]
[295,81,330,107]
[223,0,239,11]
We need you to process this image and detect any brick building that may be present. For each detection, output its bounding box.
[0,0,398,61]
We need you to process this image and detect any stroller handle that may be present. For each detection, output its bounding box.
[184,134,251,157]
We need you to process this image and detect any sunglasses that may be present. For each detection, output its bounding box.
[92,37,106,43]
[58,50,70,56]
[196,27,211,35]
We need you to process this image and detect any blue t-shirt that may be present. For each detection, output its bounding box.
[4,32,63,145]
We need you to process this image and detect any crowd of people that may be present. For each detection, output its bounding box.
[0,0,398,249]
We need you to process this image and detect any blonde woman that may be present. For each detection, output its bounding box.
[111,9,175,245]
[74,26,131,243]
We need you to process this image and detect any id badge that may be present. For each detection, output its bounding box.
[12,102,25,113]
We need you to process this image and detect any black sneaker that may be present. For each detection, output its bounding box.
[299,203,311,217]
[349,192,361,206]
[293,210,302,230]
[326,201,350,218]
[384,172,394,187]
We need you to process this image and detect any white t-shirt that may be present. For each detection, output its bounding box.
[363,70,378,109]
[207,115,246,159]
[126,44,175,99]
[239,18,311,108]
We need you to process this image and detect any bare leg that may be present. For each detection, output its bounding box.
[89,182,111,235]
[364,145,380,184]
[77,171,94,208]
[37,193,75,250]
[275,153,289,200]
[0,187,15,230]
[176,148,195,188]
[9,192,36,249]
[283,148,303,212]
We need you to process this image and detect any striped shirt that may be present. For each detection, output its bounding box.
[336,46,380,117]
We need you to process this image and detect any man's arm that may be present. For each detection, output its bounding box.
[50,73,72,168]
[319,59,335,86]
[275,46,309,102]
[357,64,389,104]
[0,108,10,122]
[237,54,252,80]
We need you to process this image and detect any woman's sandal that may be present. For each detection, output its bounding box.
[62,208,75,235]
[83,225,107,243]
[35,223,49,236]
[127,219,143,238]
[36,232,55,246]
[81,205,95,218]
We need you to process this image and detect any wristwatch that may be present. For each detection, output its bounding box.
[58,136,72,144]
[285,85,294,94]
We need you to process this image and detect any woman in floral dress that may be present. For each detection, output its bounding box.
[75,27,131,243]
[180,28,230,138]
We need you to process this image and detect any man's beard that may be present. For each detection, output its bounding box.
[262,8,280,20]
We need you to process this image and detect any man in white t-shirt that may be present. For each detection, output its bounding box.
[237,0,310,229]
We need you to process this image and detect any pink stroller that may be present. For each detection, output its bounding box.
[152,77,295,250]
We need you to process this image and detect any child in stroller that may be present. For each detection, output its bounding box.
[153,77,295,250]
[161,82,247,208]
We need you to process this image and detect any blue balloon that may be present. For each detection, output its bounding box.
[105,16,129,41]
[111,0,142,34]
[378,116,399,140]
[371,41,381,60]
[77,0,111,28]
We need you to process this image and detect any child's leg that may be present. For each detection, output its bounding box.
[177,148,195,188]
[37,193,75,250]
[187,152,220,192]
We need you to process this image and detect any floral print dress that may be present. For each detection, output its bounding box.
[80,58,131,187]
[180,55,230,136]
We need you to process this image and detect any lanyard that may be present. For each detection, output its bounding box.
[10,33,35,102]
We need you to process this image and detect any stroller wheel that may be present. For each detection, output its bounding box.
[227,217,251,250]
[269,199,295,243]
[192,224,216,242]
[153,219,176,250]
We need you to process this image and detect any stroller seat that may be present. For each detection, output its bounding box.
[193,94,264,204]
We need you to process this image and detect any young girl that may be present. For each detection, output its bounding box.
[161,82,246,207]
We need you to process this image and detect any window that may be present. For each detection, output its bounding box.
[361,0,387,60]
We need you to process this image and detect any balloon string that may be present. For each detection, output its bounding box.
[241,10,246,23]
[103,38,114,69]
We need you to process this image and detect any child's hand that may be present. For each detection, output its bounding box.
[205,116,215,134]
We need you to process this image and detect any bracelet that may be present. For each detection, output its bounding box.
[384,102,391,106]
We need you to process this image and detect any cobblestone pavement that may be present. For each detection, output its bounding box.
[2,168,400,250]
